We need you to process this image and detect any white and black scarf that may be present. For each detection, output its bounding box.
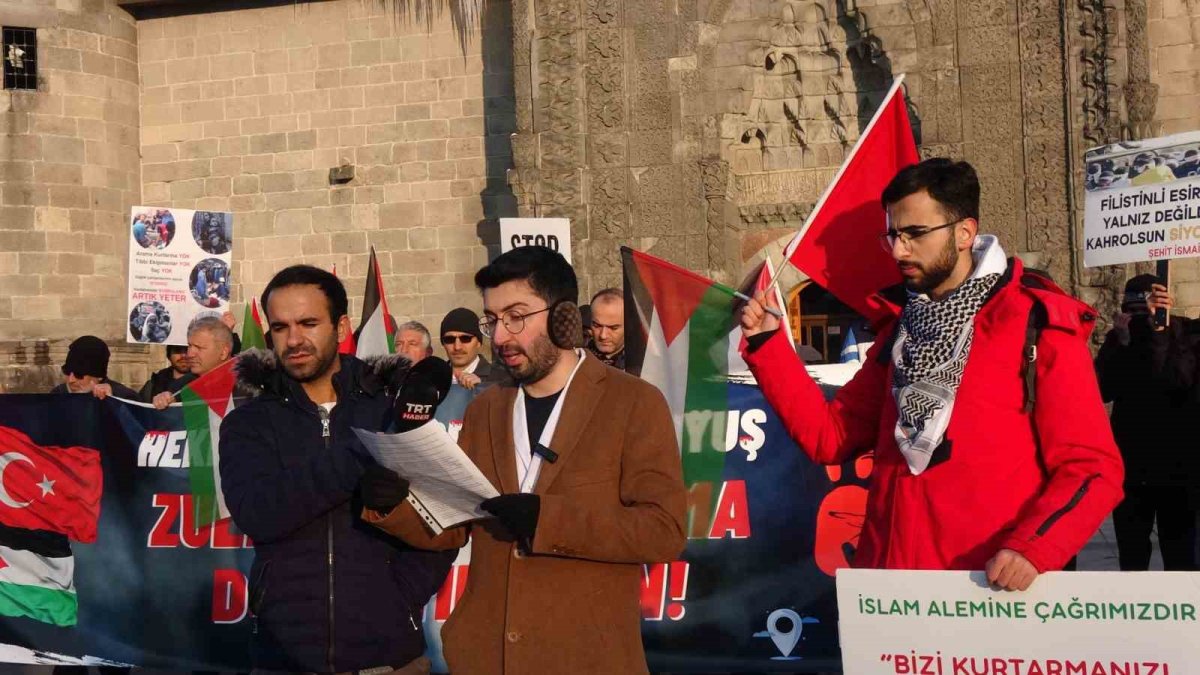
[891,235,1008,475]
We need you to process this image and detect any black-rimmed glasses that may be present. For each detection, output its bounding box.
[479,307,551,339]
[879,219,961,252]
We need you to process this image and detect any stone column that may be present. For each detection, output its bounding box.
[0,0,142,392]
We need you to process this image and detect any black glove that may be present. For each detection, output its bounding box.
[394,356,452,431]
[481,493,540,543]
[359,462,410,513]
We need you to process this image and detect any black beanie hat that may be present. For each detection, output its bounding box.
[440,307,482,341]
[1122,273,1158,311]
[1124,273,1157,295]
[62,336,110,379]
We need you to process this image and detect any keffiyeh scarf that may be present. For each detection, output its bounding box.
[891,236,1007,475]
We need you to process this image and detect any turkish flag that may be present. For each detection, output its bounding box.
[0,426,102,543]
[782,75,919,324]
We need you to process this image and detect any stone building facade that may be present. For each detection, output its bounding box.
[0,0,140,391]
[0,0,516,391]
[1,0,1199,391]
[509,0,1200,320]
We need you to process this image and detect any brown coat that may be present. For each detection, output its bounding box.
[365,355,687,674]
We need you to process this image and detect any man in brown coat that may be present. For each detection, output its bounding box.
[361,246,686,674]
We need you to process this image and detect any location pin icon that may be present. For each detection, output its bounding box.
[766,608,802,658]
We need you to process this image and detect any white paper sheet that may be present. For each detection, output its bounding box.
[353,422,498,533]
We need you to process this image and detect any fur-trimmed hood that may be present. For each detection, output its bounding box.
[233,348,412,400]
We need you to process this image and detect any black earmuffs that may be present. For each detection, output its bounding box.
[546,299,584,349]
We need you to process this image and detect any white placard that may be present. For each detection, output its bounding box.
[837,569,1199,674]
[499,217,572,262]
[1083,130,1200,267]
[126,207,233,346]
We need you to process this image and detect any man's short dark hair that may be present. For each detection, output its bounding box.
[261,265,349,324]
[881,158,980,223]
[474,246,578,306]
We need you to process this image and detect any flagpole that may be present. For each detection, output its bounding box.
[762,73,909,294]
[731,290,784,319]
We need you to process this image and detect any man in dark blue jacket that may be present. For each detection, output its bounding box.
[219,265,454,674]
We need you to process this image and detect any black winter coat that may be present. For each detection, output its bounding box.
[219,351,455,673]
[1096,317,1200,490]
[137,367,195,401]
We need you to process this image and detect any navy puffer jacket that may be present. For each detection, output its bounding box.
[219,351,454,673]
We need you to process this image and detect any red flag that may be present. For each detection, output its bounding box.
[0,426,102,543]
[782,75,919,323]
[331,263,357,355]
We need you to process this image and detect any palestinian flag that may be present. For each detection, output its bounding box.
[621,247,741,488]
[180,358,239,527]
[355,247,395,359]
[0,527,77,627]
[239,298,266,352]
[0,426,103,627]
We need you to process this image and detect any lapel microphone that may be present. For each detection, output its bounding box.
[533,443,559,464]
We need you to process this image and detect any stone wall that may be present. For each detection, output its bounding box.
[1148,0,1200,136]
[0,0,143,393]
[1145,0,1200,314]
[136,0,515,334]
[1068,0,1200,327]
[504,0,1200,329]
[509,0,1082,299]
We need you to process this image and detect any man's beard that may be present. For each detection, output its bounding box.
[903,236,959,294]
[498,334,560,385]
[278,341,338,383]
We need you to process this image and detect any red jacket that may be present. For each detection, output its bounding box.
[746,260,1124,572]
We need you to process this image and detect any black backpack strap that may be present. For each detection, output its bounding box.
[1022,299,1048,414]
[875,322,900,366]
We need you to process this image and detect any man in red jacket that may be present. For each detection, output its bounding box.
[741,158,1124,590]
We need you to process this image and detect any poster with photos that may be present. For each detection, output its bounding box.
[1083,130,1200,267]
[126,207,233,346]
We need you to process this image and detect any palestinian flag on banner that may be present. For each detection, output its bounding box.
[0,426,103,627]
[621,247,741,489]
[180,358,239,527]
[239,299,266,352]
[0,528,77,627]
[355,247,395,359]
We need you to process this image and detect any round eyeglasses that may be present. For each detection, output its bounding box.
[479,307,551,339]
[878,219,961,252]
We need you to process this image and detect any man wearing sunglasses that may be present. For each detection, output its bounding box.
[741,158,1123,591]
[50,335,140,400]
[439,307,503,391]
